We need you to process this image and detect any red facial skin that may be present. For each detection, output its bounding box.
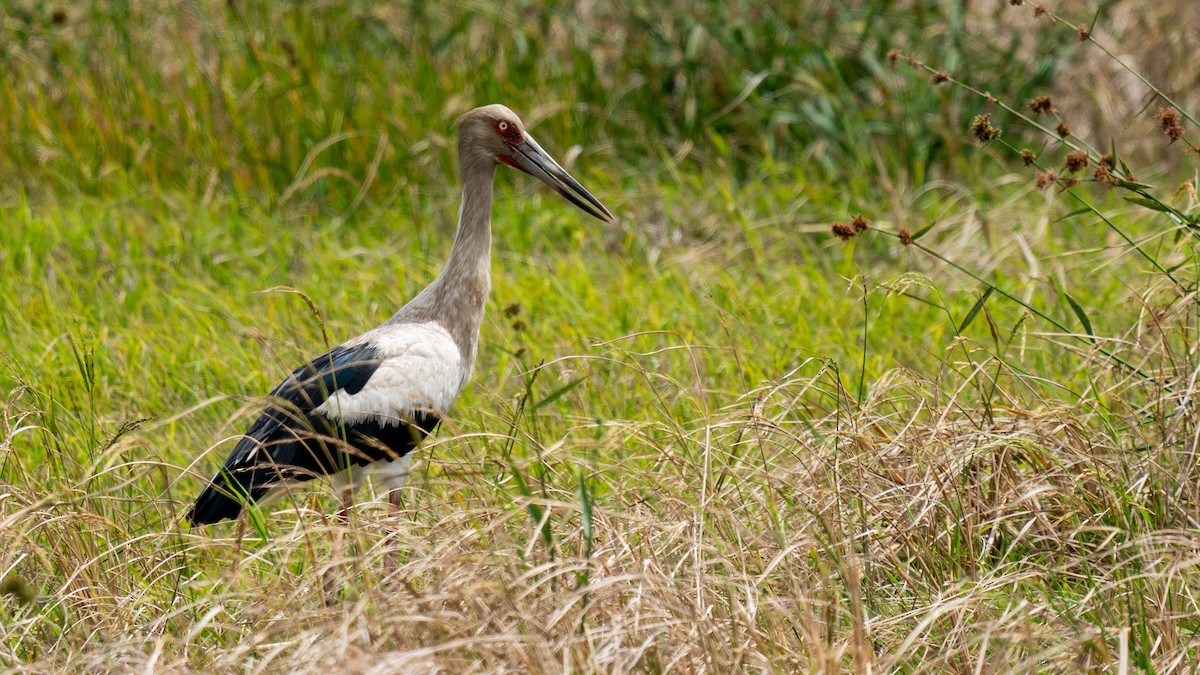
[492,120,530,173]
[497,155,528,173]
[491,119,524,144]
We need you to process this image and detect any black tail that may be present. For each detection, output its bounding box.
[186,479,258,525]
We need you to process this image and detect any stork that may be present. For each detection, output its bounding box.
[187,104,614,532]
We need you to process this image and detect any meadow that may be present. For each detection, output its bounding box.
[2,1,1200,671]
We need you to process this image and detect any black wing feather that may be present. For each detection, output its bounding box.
[186,343,438,525]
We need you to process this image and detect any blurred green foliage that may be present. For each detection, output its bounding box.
[1,0,1071,210]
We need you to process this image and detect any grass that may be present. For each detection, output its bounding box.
[3,0,1200,671]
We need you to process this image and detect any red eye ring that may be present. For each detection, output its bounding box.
[492,119,523,143]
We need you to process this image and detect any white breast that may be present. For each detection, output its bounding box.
[312,321,466,424]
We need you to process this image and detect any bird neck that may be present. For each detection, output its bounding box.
[439,157,496,295]
[395,156,496,364]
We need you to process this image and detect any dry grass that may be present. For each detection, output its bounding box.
[4,1,1200,672]
[6,340,1200,671]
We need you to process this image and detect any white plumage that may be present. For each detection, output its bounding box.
[312,321,465,425]
[187,104,614,548]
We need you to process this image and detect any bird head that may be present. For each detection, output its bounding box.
[457,104,614,223]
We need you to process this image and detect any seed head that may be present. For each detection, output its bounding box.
[1060,177,1080,190]
[1033,4,1048,17]
[1156,107,1185,143]
[970,114,1001,143]
[1093,162,1113,185]
[1020,148,1037,165]
[1029,96,1054,115]
[898,227,914,246]
[887,49,902,69]
[832,222,855,241]
[1055,122,1071,138]
[851,214,869,233]
[1064,150,1088,173]
[1076,24,1090,41]
[907,54,923,69]
[51,8,66,24]
[931,71,949,85]
[1035,169,1058,189]
[1009,0,1024,5]
[1157,106,1182,130]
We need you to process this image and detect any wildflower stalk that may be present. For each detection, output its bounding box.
[1044,12,1200,133]
[991,139,1184,290]
[912,65,1101,156]
[908,63,1193,287]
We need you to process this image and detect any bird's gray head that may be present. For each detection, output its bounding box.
[455,104,614,223]
[455,104,527,166]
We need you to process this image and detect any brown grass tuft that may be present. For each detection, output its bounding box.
[970,114,1001,143]
[1156,106,1185,143]
[1035,169,1058,188]
[1064,150,1088,173]
[1028,96,1054,115]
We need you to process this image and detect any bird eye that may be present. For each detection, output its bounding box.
[492,119,522,143]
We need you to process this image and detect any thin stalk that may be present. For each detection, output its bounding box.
[1046,13,1200,131]
[911,62,1189,289]
[909,240,1153,382]
[858,279,868,403]
[991,140,1183,290]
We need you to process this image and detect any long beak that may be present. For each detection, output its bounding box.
[508,135,615,223]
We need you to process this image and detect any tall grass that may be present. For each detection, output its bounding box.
[1,0,1081,210]
[3,0,1200,671]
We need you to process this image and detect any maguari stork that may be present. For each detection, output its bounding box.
[187,104,614,528]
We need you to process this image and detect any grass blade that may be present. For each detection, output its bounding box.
[533,377,586,411]
[957,286,994,334]
[1064,292,1096,343]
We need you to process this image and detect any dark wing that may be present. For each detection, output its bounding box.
[187,342,403,525]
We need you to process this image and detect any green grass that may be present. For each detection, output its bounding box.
[3,0,1200,671]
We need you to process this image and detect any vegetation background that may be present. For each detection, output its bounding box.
[2,0,1199,671]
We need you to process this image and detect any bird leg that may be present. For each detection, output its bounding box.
[384,486,403,577]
